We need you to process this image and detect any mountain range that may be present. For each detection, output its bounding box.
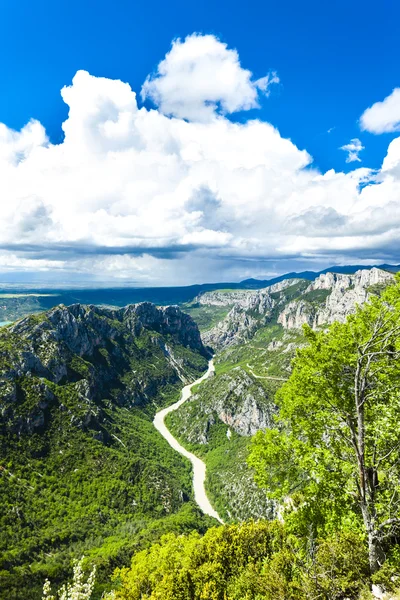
[1,265,399,598]
[0,264,399,324]
[0,303,211,598]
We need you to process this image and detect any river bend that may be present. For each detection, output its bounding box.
[153,359,223,523]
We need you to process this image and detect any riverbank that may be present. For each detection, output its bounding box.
[153,360,223,524]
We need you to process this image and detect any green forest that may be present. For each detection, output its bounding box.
[4,276,400,599]
[107,276,400,599]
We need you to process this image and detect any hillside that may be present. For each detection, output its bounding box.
[2,267,399,598]
[200,267,394,350]
[0,303,212,599]
[166,367,275,521]
[168,268,396,523]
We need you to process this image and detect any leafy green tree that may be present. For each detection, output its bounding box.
[112,522,369,599]
[249,275,400,574]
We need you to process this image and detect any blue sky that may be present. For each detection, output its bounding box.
[0,0,399,284]
[1,0,398,172]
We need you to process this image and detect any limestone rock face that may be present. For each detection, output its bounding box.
[277,300,315,330]
[197,290,257,308]
[0,302,207,436]
[203,268,395,350]
[201,282,302,349]
[197,278,302,309]
[211,368,275,436]
[278,268,394,330]
[11,302,205,361]
[171,366,275,444]
[202,304,263,350]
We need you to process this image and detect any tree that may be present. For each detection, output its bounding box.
[249,275,400,574]
[113,522,370,600]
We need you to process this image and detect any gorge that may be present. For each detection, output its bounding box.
[2,265,400,599]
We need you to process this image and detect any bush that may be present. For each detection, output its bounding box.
[42,558,96,600]
[113,522,372,600]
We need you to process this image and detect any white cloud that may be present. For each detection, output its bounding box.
[0,34,399,285]
[340,138,364,163]
[253,72,280,95]
[360,88,400,134]
[0,119,48,165]
[141,34,279,122]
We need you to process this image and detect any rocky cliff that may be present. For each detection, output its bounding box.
[0,302,208,436]
[169,367,275,444]
[201,279,304,349]
[198,278,302,309]
[202,268,394,349]
[278,267,394,329]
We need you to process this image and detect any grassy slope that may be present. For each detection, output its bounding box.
[181,302,232,332]
[166,286,312,525]
[1,399,214,599]
[166,406,273,522]
[216,324,305,378]
[165,342,284,522]
[0,310,212,600]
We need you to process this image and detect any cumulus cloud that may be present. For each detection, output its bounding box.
[0,119,48,165]
[360,88,400,134]
[141,34,279,122]
[0,34,399,284]
[340,138,364,163]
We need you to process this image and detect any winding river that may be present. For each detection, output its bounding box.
[153,359,224,524]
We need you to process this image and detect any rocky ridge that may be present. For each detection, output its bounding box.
[0,302,208,436]
[202,268,394,350]
[197,278,302,310]
[201,279,303,349]
[278,267,394,329]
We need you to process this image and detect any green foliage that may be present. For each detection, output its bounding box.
[299,288,331,304]
[166,367,274,522]
[113,521,371,600]
[249,274,400,572]
[181,303,232,332]
[0,397,214,598]
[0,305,210,599]
[269,280,309,303]
[215,323,305,379]
[5,271,400,599]
[366,282,388,297]
[0,294,57,322]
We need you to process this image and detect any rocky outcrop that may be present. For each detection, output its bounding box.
[203,268,395,348]
[277,300,317,329]
[197,278,302,309]
[201,281,307,350]
[203,305,262,350]
[0,302,208,436]
[11,302,205,359]
[278,268,394,330]
[196,290,255,308]
[207,368,275,436]
[169,367,275,444]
